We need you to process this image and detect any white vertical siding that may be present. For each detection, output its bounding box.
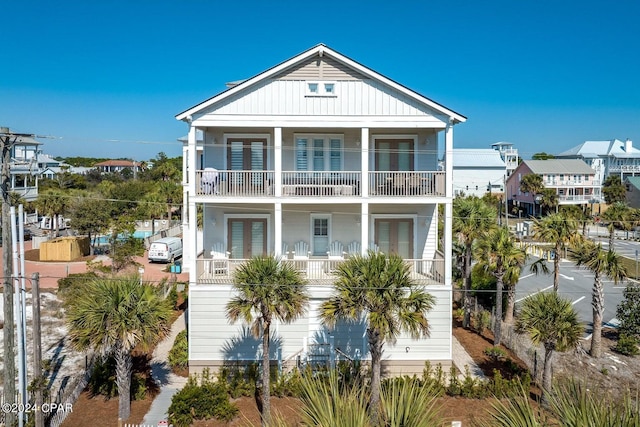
[204,80,439,117]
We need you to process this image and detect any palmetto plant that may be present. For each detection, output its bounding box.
[531,213,580,292]
[66,276,172,423]
[569,239,627,358]
[226,255,309,427]
[380,376,443,427]
[320,251,434,426]
[474,226,527,345]
[453,196,497,328]
[516,291,582,404]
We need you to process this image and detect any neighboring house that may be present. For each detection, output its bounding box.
[450,148,506,197]
[506,159,598,216]
[10,135,43,201]
[556,139,638,186]
[37,153,92,179]
[624,177,640,208]
[491,142,519,176]
[176,44,465,376]
[93,159,141,173]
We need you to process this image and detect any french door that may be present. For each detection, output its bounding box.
[228,218,267,259]
[375,139,414,171]
[374,218,413,259]
[227,138,267,187]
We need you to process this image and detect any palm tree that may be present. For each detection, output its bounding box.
[539,187,559,215]
[601,202,632,249]
[319,251,435,425]
[141,192,166,235]
[516,292,582,404]
[569,240,627,357]
[531,213,580,292]
[226,255,308,427]
[157,181,182,222]
[474,226,527,344]
[65,276,172,423]
[519,173,544,217]
[453,197,497,328]
[35,189,68,237]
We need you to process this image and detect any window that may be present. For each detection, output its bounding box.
[305,81,337,96]
[294,135,343,171]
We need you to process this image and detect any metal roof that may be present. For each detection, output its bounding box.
[452,149,505,168]
[524,159,595,175]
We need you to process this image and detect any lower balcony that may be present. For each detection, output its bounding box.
[195,257,445,286]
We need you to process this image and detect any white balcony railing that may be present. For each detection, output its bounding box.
[196,258,445,285]
[281,171,361,196]
[369,171,445,197]
[195,170,445,198]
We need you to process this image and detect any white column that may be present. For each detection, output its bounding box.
[274,202,282,257]
[361,128,369,197]
[274,127,282,197]
[187,126,198,277]
[361,202,369,254]
[444,120,454,286]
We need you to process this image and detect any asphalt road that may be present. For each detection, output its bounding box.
[515,256,627,337]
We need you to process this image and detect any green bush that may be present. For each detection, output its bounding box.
[484,346,507,361]
[168,330,188,370]
[614,333,640,356]
[168,370,238,427]
[167,282,179,310]
[57,272,99,302]
[472,309,492,335]
[87,356,147,400]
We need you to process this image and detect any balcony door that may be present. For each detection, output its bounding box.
[374,218,413,259]
[375,139,414,171]
[228,218,267,259]
[227,138,267,187]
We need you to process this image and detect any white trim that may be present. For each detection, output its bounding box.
[370,214,418,259]
[193,116,448,128]
[310,213,332,256]
[176,44,466,123]
[305,81,338,97]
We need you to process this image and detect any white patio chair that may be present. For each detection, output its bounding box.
[327,241,345,259]
[281,242,289,259]
[292,241,310,273]
[346,241,361,257]
[210,242,230,275]
[202,167,220,195]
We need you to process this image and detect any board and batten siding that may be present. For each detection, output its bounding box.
[190,284,452,372]
[204,80,446,119]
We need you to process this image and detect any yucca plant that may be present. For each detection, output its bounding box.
[380,376,443,427]
[549,379,640,427]
[299,371,369,427]
[477,385,550,427]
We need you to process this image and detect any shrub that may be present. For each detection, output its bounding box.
[87,356,147,400]
[168,330,188,371]
[473,310,492,335]
[616,283,640,339]
[57,272,99,302]
[614,333,640,356]
[168,370,238,427]
[167,283,179,310]
[484,346,507,361]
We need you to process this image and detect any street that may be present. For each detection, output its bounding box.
[515,256,627,337]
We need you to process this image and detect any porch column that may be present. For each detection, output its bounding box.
[186,125,198,279]
[274,202,283,257]
[444,120,454,287]
[361,202,369,255]
[361,128,369,198]
[274,127,282,197]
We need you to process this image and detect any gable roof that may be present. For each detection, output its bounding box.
[452,149,505,168]
[557,139,640,158]
[625,176,640,191]
[523,159,595,175]
[176,44,466,123]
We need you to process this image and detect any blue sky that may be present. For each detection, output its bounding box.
[2,0,639,160]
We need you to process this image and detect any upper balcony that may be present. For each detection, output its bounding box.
[194,170,445,198]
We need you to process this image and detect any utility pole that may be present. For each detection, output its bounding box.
[31,273,44,427]
[1,127,34,427]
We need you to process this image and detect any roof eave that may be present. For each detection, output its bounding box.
[175,44,466,123]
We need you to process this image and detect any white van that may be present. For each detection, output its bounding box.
[148,237,183,263]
